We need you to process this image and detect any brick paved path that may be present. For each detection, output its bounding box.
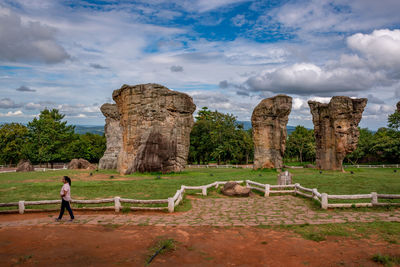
[1,195,399,227]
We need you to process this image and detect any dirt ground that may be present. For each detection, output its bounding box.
[1,225,399,267]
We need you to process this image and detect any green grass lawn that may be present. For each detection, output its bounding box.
[0,167,399,207]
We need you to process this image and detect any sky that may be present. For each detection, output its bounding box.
[0,0,400,130]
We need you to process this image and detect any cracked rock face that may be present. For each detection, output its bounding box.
[112,83,196,174]
[308,96,367,171]
[99,103,122,170]
[252,95,292,169]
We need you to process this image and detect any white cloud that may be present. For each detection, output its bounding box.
[0,110,24,117]
[347,29,400,70]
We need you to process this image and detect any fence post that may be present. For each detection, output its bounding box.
[202,186,207,196]
[312,188,318,200]
[321,193,328,209]
[245,180,249,188]
[294,183,299,195]
[114,196,121,212]
[264,184,270,197]
[371,192,378,206]
[168,198,174,213]
[18,200,25,214]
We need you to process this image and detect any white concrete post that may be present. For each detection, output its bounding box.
[264,184,270,197]
[371,192,378,205]
[321,193,328,209]
[18,200,25,214]
[168,198,174,213]
[114,196,121,212]
[202,186,207,196]
[245,180,249,188]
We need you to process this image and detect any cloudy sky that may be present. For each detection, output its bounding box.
[0,0,399,129]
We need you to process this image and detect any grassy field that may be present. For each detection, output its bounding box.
[0,167,399,207]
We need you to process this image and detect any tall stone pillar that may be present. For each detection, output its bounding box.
[252,95,292,169]
[308,96,367,171]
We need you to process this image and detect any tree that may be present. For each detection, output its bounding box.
[345,128,375,164]
[27,109,75,167]
[189,107,254,164]
[66,133,106,162]
[0,123,29,165]
[285,126,315,163]
[388,110,400,130]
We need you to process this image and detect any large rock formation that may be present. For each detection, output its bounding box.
[112,84,196,174]
[99,103,122,169]
[308,96,367,171]
[252,95,292,169]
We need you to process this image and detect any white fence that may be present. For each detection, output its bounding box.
[1,179,400,214]
[344,164,400,168]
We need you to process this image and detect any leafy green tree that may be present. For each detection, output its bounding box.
[66,133,106,162]
[388,110,400,130]
[371,128,400,163]
[285,126,315,163]
[189,107,253,164]
[0,123,29,165]
[27,109,75,167]
[345,128,375,164]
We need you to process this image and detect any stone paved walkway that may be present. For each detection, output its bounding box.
[1,195,400,227]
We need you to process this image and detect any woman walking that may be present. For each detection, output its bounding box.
[55,176,74,222]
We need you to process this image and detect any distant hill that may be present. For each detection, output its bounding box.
[74,125,104,135]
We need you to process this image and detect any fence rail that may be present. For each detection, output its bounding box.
[1,180,400,214]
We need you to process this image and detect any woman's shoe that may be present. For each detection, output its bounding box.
[55,218,61,222]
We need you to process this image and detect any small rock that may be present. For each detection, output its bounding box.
[221,182,250,197]
[16,159,34,172]
[68,158,96,170]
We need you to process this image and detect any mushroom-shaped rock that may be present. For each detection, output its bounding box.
[308,96,367,171]
[252,95,292,169]
[112,83,196,174]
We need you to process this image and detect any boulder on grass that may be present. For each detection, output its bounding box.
[16,159,34,172]
[68,158,96,170]
[304,164,315,169]
[221,181,250,197]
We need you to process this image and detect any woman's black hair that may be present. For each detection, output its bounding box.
[64,176,71,186]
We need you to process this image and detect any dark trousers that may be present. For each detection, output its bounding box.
[58,199,74,219]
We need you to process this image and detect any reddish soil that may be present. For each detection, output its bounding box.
[1,225,399,267]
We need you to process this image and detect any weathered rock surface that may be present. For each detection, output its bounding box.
[16,159,34,172]
[221,182,251,197]
[68,158,96,170]
[99,103,122,169]
[308,96,367,171]
[252,95,292,169]
[112,83,196,174]
[277,171,292,185]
